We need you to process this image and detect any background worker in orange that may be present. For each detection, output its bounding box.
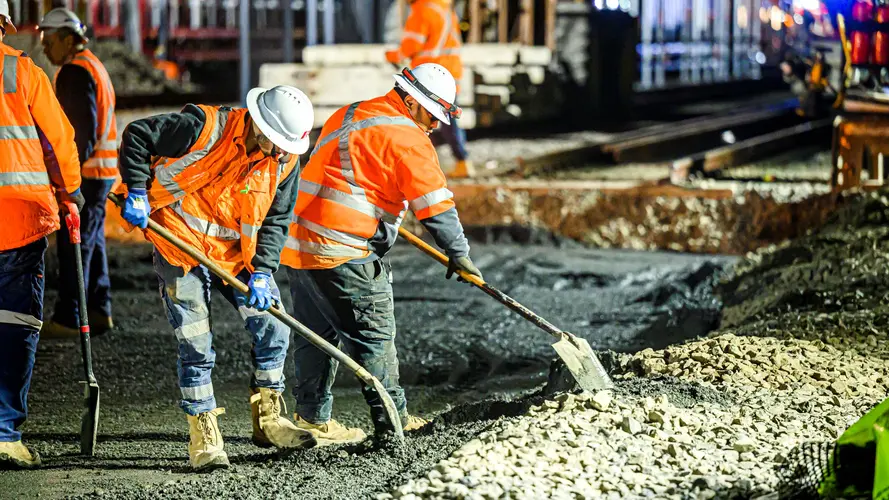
[386,0,474,178]
[117,85,318,471]
[282,63,483,445]
[38,8,118,338]
[0,0,84,469]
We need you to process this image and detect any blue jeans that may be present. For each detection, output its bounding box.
[287,260,407,432]
[153,251,290,416]
[53,179,115,327]
[0,238,46,441]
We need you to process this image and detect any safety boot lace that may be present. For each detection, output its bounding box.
[268,391,286,421]
[196,409,223,446]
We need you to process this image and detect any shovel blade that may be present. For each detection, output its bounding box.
[80,382,100,456]
[551,333,614,392]
[372,379,405,444]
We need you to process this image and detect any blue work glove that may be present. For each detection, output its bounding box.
[247,272,278,311]
[122,188,149,229]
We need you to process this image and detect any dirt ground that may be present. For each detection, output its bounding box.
[0,237,733,499]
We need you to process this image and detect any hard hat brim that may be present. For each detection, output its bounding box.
[246,87,311,156]
[393,74,451,126]
[1,17,16,34]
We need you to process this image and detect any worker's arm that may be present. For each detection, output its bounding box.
[396,143,470,257]
[25,58,81,195]
[386,6,429,63]
[55,64,97,165]
[251,158,299,274]
[118,104,206,190]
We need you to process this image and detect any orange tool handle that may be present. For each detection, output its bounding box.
[397,226,486,288]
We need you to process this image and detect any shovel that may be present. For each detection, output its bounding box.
[108,193,405,444]
[397,227,614,393]
[63,202,101,456]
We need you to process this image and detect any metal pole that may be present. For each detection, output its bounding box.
[283,0,293,61]
[307,0,317,45]
[322,0,334,44]
[124,0,142,55]
[239,0,249,103]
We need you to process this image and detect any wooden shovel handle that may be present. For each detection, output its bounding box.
[396,226,486,288]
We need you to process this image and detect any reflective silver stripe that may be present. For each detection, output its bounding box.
[285,235,368,257]
[416,2,457,58]
[171,202,240,240]
[238,305,270,318]
[3,55,17,94]
[96,139,117,151]
[409,187,454,212]
[0,171,50,186]
[156,108,230,201]
[254,366,284,382]
[0,125,39,140]
[84,157,118,168]
[241,222,260,238]
[299,179,399,224]
[402,31,427,43]
[174,318,211,340]
[74,55,117,157]
[0,310,42,329]
[311,114,416,156]
[181,383,214,401]
[417,48,461,57]
[293,215,368,248]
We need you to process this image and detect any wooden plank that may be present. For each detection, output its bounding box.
[545,0,556,50]
[498,0,508,43]
[469,0,481,43]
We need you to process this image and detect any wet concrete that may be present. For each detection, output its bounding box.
[0,240,735,499]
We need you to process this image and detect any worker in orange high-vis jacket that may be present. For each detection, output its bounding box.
[38,8,119,339]
[386,0,475,179]
[116,86,318,471]
[282,63,483,446]
[0,0,84,469]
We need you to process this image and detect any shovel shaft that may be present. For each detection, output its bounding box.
[109,193,404,439]
[63,203,97,384]
[397,227,563,339]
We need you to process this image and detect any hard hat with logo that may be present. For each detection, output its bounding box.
[38,7,88,40]
[246,85,315,155]
[0,0,16,34]
[393,63,461,125]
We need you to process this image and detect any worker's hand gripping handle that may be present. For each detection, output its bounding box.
[64,202,82,244]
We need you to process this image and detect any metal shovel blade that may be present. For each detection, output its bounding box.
[372,378,405,444]
[80,380,100,456]
[551,333,614,392]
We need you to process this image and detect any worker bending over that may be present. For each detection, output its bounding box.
[282,63,483,444]
[386,0,474,178]
[38,8,118,338]
[0,0,84,468]
[117,86,316,471]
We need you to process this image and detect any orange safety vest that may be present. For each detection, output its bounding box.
[281,89,455,270]
[397,0,463,81]
[0,43,81,252]
[54,49,119,181]
[134,105,297,275]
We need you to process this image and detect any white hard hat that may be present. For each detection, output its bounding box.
[393,63,460,125]
[0,0,16,34]
[246,85,315,155]
[39,8,87,39]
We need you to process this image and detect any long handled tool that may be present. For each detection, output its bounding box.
[63,202,101,456]
[108,194,405,443]
[398,226,614,392]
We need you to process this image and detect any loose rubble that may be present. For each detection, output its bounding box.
[384,191,889,499]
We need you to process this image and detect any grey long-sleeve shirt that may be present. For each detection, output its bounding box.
[118,104,298,274]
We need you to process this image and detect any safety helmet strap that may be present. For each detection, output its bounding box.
[400,67,462,119]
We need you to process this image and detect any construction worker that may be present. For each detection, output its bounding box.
[386,0,474,178]
[117,86,317,471]
[282,63,483,445]
[38,8,118,338]
[0,0,84,468]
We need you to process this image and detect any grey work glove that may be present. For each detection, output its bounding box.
[446,255,483,283]
[57,188,86,214]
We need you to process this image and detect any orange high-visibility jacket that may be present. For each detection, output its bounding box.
[281,89,455,270]
[392,0,463,81]
[0,43,81,252]
[130,105,297,275]
[54,49,119,181]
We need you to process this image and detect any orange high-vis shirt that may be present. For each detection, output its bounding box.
[0,43,81,251]
[388,0,463,81]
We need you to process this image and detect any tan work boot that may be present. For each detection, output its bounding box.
[403,414,430,432]
[186,408,230,471]
[39,320,79,339]
[449,160,476,179]
[250,388,317,450]
[87,311,114,336]
[293,415,367,447]
[0,441,41,469]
